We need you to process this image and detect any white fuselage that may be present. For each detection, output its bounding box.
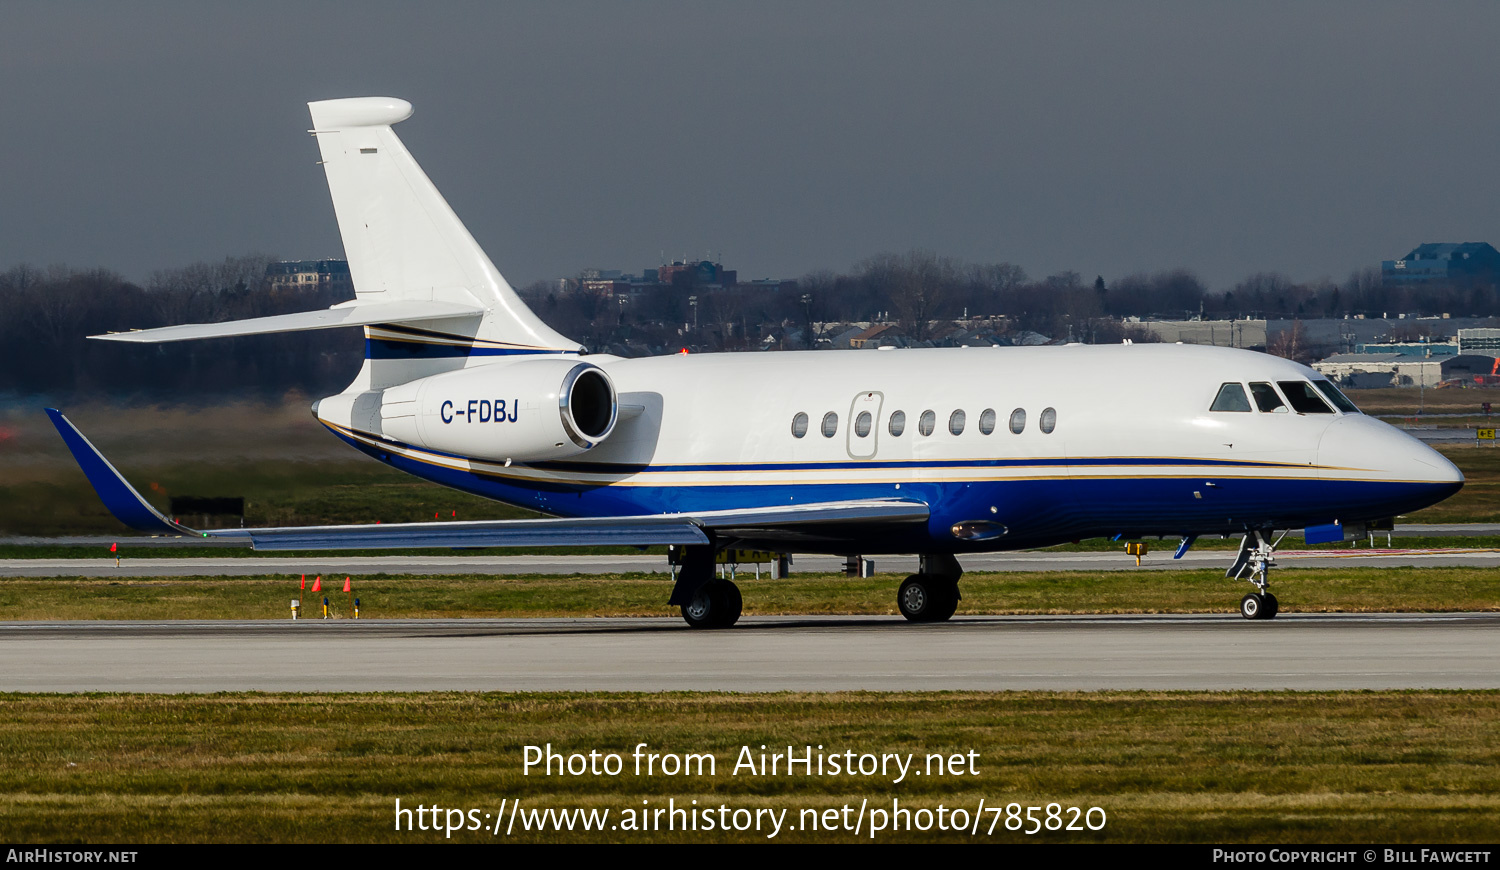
[314,342,1462,553]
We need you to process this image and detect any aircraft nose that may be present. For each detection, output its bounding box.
[1318,415,1464,489]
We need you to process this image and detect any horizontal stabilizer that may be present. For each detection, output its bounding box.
[48,409,928,550]
[88,300,483,343]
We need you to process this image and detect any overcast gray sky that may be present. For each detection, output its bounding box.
[3,1,1497,290]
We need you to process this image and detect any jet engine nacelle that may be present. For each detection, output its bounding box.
[379,358,617,461]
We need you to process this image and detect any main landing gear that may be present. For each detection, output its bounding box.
[682,579,743,629]
[668,545,742,629]
[1227,530,1283,620]
[898,554,963,623]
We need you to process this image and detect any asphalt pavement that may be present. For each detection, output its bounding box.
[3,612,1494,692]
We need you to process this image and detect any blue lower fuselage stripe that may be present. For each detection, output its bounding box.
[329,429,1460,552]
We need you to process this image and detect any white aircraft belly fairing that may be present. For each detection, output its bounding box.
[50,97,1464,627]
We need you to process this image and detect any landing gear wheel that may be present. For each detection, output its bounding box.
[681,579,742,629]
[898,575,931,622]
[1230,530,1282,621]
[931,583,959,622]
[716,580,743,625]
[1240,592,1274,620]
[898,575,959,623]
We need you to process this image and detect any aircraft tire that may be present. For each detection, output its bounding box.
[716,579,743,627]
[1262,593,1279,619]
[681,579,742,629]
[898,575,954,623]
[930,582,959,622]
[1239,593,1265,620]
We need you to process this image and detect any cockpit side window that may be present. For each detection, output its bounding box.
[1248,382,1286,413]
[1210,383,1252,412]
[1312,380,1360,414]
[1279,381,1334,414]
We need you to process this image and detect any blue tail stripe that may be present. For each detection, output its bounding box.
[364,338,565,360]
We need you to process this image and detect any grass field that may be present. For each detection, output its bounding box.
[1346,386,1500,414]
[1,565,1496,620]
[0,691,1495,843]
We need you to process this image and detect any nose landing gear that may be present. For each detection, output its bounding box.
[1228,530,1283,620]
[1239,591,1279,620]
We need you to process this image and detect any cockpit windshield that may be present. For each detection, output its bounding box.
[1210,383,1252,412]
[1312,380,1360,414]
[1278,381,1334,414]
[1248,382,1286,413]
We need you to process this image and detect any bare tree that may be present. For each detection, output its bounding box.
[1267,320,1313,363]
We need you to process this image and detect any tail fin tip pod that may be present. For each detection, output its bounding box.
[307,96,580,354]
[307,96,412,129]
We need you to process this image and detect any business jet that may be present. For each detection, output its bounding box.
[48,97,1464,628]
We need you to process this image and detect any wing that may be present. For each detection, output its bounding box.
[46,409,928,550]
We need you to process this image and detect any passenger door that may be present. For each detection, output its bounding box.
[847,391,884,459]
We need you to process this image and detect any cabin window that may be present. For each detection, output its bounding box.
[791,412,808,438]
[1249,382,1287,413]
[918,410,936,436]
[1040,407,1057,433]
[1313,380,1360,414]
[821,412,839,437]
[855,411,873,437]
[1210,383,1252,412]
[978,408,996,435]
[949,409,966,435]
[1279,381,1334,414]
[1009,408,1026,434]
[889,410,906,436]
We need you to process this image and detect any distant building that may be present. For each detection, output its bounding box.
[1382,243,1500,285]
[1353,340,1457,357]
[827,325,866,349]
[740,278,798,293]
[575,258,804,305]
[849,324,904,348]
[1266,317,1490,353]
[657,260,737,290]
[1458,328,1500,357]
[1133,319,1267,349]
[265,259,352,292]
[1314,352,1497,388]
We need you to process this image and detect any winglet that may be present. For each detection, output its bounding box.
[45,409,200,537]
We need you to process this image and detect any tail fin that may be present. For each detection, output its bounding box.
[91,98,581,390]
[308,97,578,354]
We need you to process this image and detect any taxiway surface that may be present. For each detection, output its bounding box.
[3,613,1495,692]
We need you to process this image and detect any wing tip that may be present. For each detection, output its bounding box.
[44,407,190,537]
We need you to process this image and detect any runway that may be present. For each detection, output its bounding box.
[3,612,1496,692]
[6,547,1500,577]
